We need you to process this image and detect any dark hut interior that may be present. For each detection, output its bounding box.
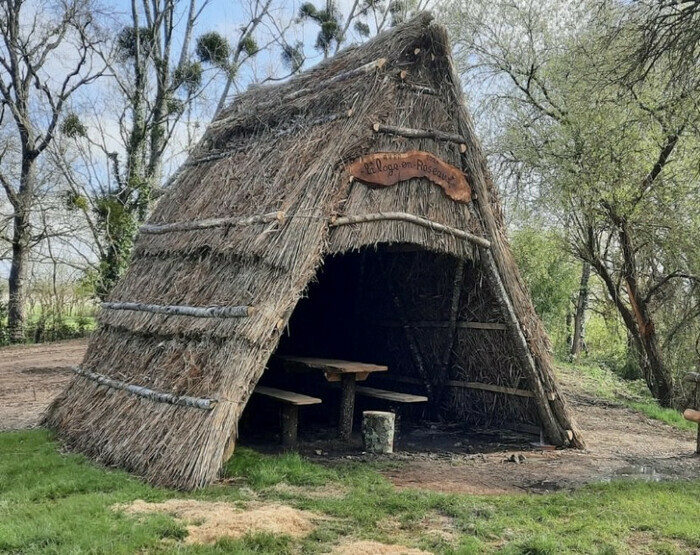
[240,243,542,446]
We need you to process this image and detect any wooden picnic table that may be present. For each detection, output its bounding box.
[279,356,388,440]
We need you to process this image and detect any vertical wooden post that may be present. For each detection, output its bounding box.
[281,405,299,449]
[387,280,433,397]
[339,374,356,440]
[695,382,700,454]
[683,373,700,454]
[434,259,465,413]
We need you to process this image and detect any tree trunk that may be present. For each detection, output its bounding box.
[7,209,31,343]
[628,283,674,406]
[587,221,674,407]
[570,261,590,359]
[617,219,674,406]
[7,153,36,343]
[97,17,148,299]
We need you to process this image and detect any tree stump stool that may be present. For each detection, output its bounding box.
[362,411,395,454]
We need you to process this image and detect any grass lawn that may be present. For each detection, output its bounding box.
[1,429,699,554]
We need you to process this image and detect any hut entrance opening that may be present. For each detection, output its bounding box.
[240,244,542,447]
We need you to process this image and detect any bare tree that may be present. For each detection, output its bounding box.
[52,0,303,297]
[0,0,106,342]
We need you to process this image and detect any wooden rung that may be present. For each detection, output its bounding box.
[446,379,551,400]
[101,301,253,319]
[355,386,428,403]
[683,408,700,424]
[683,372,700,384]
[330,212,490,249]
[373,320,507,330]
[254,386,322,406]
[279,356,388,374]
[139,212,283,234]
[377,374,555,401]
[71,366,216,410]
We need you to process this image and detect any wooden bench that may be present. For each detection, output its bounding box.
[254,386,322,448]
[683,372,700,454]
[355,386,428,404]
[279,356,388,440]
[355,386,428,434]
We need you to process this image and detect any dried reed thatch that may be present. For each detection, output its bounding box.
[45,13,584,490]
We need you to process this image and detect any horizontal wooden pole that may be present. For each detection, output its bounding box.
[399,83,438,95]
[683,372,700,384]
[101,301,254,318]
[72,366,216,410]
[373,320,507,330]
[372,123,467,150]
[330,212,490,248]
[504,421,542,436]
[275,110,353,138]
[447,379,556,400]
[378,374,555,400]
[140,212,283,235]
[284,57,387,102]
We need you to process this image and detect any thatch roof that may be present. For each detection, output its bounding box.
[46,13,583,489]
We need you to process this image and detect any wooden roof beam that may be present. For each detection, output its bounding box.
[330,211,490,248]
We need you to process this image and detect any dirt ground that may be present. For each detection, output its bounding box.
[0,339,86,430]
[380,397,699,494]
[0,339,697,493]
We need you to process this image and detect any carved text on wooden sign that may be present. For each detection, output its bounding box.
[348,150,471,203]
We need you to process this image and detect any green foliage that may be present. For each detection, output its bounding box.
[317,20,340,52]
[62,190,88,212]
[299,3,319,19]
[584,310,637,378]
[240,35,259,56]
[166,96,185,115]
[298,1,343,56]
[173,60,203,94]
[95,196,138,299]
[281,41,305,72]
[116,26,154,60]
[353,20,371,37]
[60,113,87,139]
[196,32,231,68]
[511,227,578,353]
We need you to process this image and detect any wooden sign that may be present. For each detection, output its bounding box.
[348,150,471,203]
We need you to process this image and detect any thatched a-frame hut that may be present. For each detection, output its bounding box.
[46,13,584,489]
